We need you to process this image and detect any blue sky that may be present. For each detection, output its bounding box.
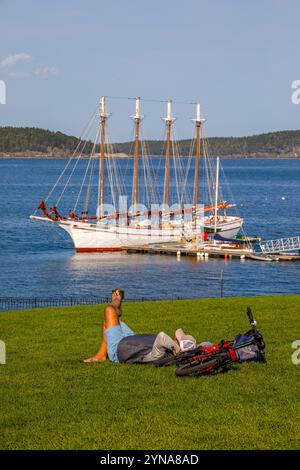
[0,0,299,141]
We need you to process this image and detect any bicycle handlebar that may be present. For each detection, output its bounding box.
[246,307,257,327]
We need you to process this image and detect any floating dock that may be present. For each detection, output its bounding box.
[126,241,300,262]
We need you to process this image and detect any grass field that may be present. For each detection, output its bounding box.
[0,295,299,450]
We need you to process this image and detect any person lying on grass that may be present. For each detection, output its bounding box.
[83,288,197,364]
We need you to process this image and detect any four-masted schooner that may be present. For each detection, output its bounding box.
[30,96,243,252]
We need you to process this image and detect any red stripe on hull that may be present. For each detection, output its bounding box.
[76,247,126,253]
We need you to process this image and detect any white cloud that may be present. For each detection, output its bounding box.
[7,66,59,80]
[0,52,58,80]
[34,66,58,79]
[7,70,32,79]
[0,52,31,70]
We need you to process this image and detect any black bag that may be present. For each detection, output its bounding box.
[117,334,157,364]
[233,330,266,363]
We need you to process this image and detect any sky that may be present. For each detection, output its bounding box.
[0,0,300,141]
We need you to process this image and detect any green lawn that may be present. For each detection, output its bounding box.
[0,295,299,450]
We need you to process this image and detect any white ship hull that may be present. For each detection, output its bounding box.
[53,215,243,252]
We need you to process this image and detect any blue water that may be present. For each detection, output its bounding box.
[0,158,299,299]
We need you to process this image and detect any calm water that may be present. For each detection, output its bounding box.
[0,158,299,299]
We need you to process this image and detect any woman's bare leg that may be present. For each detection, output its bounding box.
[83,306,120,363]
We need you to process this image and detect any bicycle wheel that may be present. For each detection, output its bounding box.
[176,358,219,377]
[153,349,201,367]
[153,353,177,367]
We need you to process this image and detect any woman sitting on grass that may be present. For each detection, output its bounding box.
[83,288,196,364]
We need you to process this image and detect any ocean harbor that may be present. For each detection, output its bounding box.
[0,157,299,299]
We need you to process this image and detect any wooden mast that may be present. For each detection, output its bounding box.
[194,103,201,209]
[133,97,141,211]
[193,103,206,210]
[164,100,174,208]
[99,96,107,216]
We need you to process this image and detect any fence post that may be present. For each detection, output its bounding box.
[220,269,224,298]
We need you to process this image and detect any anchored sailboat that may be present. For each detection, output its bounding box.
[30,96,243,252]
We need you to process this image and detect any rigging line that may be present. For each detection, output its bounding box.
[141,125,156,206]
[140,146,146,208]
[138,125,146,207]
[182,129,195,205]
[74,152,93,213]
[111,143,125,207]
[54,113,97,206]
[140,129,151,208]
[122,131,134,197]
[144,152,152,207]
[148,154,159,205]
[153,127,167,202]
[104,147,113,208]
[83,151,97,214]
[145,140,157,205]
[43,110,97,205]
[105,134,118,210]
[106,129,117,197]
[202,138,212,206]
[200,135,208,206]
[220,163,236,208]
[108,123,127,202]
[141,129,157,205]
[174,130,184,205]
[105,95,197,105]
[106,136,117,209]
[55,133,92,207]
[171,128,181,206]
[123,123,135,202]
[202,131,215,206]
[220,161,244,220]
[128,122,137,206]
[73,127,100,212]
[207,140,218,204]
[173,127,190,206]
[207,152,215,207]
[218,161,250,248]
[187,128,196,200]
[177,134,190,204]
[148,145,159,205]
[207,148,216,207]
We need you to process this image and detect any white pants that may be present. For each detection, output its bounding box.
[142,332,181,362]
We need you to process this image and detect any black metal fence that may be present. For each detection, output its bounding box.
[0,271,225,311]
[0,295,190,311]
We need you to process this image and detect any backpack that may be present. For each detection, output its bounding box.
[117,334,157,364]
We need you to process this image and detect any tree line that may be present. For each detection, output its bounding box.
[0,126,300,156]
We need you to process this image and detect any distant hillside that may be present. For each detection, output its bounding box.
[0,127,94,156]
[0,126,300,158]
